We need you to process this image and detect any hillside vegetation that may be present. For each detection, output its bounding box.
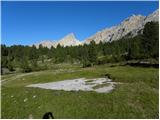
[1,22,159,73]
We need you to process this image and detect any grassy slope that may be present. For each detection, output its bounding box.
[1,64,159,118]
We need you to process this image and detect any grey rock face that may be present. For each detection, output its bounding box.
[144,9,159,23]
[84,9,159,44]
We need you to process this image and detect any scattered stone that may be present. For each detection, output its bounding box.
[33,95,36,98]
[24,98,28,102]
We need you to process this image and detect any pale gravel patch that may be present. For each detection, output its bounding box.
[27,78,121,93]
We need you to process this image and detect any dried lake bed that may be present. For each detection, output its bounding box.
[27,78,121,93]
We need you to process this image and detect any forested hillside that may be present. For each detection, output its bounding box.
[1,22,159,73]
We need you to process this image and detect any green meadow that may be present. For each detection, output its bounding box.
[1,64,159,119]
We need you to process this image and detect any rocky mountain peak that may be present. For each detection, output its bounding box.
[57,33,81,47]
[59,33,76,42]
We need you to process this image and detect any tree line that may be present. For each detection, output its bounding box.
[1,22,159,73]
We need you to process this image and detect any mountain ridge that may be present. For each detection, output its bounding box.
[84,9,159,44]
[33,9,159,48]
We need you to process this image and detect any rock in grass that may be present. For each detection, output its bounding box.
[33,95,36,98]
[24,98,28,102]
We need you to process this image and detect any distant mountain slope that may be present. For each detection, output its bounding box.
[34,40,56,48]
[33,9,159,48]
[84,9,159,44]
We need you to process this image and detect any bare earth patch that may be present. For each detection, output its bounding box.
[26,78,121,93]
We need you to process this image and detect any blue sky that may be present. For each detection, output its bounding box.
[1,1,159,46]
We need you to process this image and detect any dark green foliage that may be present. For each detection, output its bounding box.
[82,59,91,68]
[1,45,8,68]
[1,56,8,68]
[7,62,14,71]
[142,22,159,58]
[21,57,31,73]
[29,45,39,60]
[88,41,97,65]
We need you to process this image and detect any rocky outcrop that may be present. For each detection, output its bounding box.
[84,9,159,44]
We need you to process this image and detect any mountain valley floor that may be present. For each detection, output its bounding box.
[1,63,159,119]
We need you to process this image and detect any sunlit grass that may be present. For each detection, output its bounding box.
[1,64,159,118]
